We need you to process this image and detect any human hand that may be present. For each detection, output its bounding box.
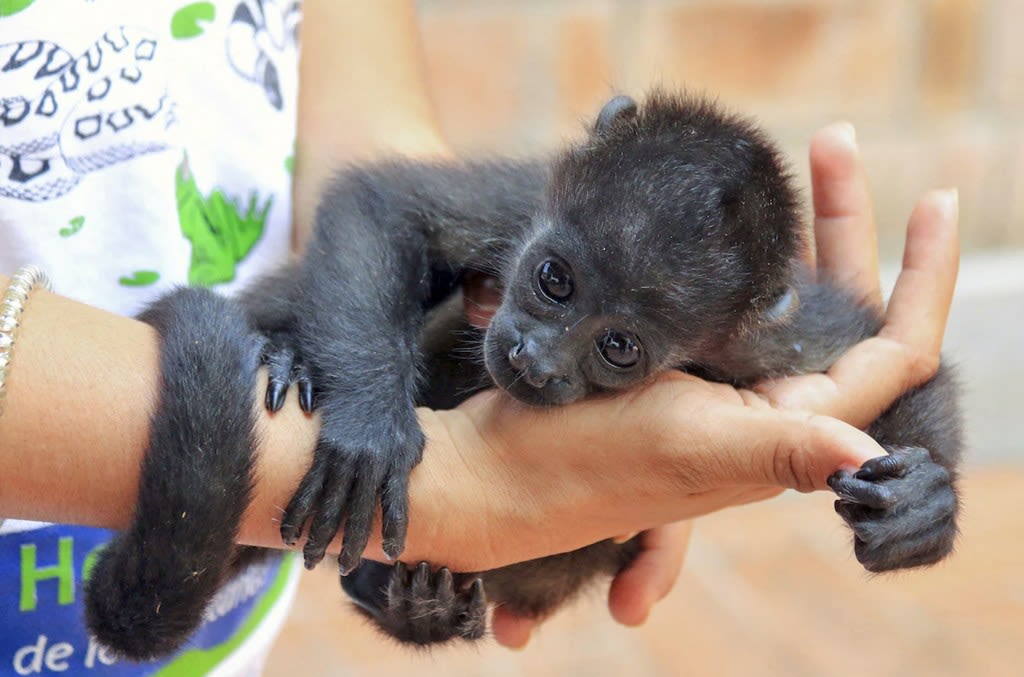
[490,521,693,648]
[755,122,959,428]
[474,121,960,648]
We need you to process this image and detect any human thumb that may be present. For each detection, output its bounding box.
[692,407,882,493]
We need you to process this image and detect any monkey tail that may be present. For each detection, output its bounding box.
[84,287,262,660]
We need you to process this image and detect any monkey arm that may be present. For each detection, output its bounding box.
[272,159,548,574]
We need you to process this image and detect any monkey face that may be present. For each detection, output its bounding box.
[483,236,670,407]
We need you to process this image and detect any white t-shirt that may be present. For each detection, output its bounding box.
[1,1,303,674]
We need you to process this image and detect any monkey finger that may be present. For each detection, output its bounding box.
[381,468,411,560]
[808,122,881,306]
[608,520,693,627]
[280,452,330,546]
[339,473,380,575]
[303,464,354,570]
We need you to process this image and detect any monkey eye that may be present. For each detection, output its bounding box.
[536,258,574,302]
[597,330,641,369]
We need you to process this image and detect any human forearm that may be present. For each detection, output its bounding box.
[0,282,559,569]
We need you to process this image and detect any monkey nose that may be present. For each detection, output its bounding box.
[508,342,559,389]
[507,342,529,371]
[522,367,552,389]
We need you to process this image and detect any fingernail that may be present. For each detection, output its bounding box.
[833,121,857,148]
[937,188,959,221]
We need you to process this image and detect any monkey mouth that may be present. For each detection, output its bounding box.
[483,336,581,406]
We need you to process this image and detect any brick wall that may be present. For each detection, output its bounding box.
[417,0,1023,257]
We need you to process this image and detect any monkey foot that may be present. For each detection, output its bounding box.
[342,560,487,646]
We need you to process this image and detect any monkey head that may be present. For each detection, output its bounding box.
[484,92,804,406]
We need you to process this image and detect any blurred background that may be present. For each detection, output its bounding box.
[269,1,1023,674]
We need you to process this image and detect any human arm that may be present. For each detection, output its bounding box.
[291,0,449,245]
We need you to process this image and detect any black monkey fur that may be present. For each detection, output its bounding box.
[84,92,962,655]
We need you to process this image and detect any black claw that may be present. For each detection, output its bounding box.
[298,379,314,412]
[266,381,287,412]
[281,516,306,548]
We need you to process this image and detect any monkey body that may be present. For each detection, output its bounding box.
[85,93,961,656]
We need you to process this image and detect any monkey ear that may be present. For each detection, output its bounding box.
[762,287,799,324]
[595,95,638,136]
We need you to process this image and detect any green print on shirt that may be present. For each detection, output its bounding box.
[119,271,161,287]
[0,0,36,18]
[59,216,84,238]
[176,155,270,287]
[171,2,216,40]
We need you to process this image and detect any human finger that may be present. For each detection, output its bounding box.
[608,521,694,626]
[756,189,959,428]
[880,188,960,361]
[492,605,538,649]
[463,271,502,329]
[809,122,881,306]
[663,393,881,495]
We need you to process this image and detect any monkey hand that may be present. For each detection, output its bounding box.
[828,446,957,572]
[279,399,425,574]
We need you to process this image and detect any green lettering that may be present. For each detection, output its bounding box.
[81,542,107,583]
[20,537,75,611]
